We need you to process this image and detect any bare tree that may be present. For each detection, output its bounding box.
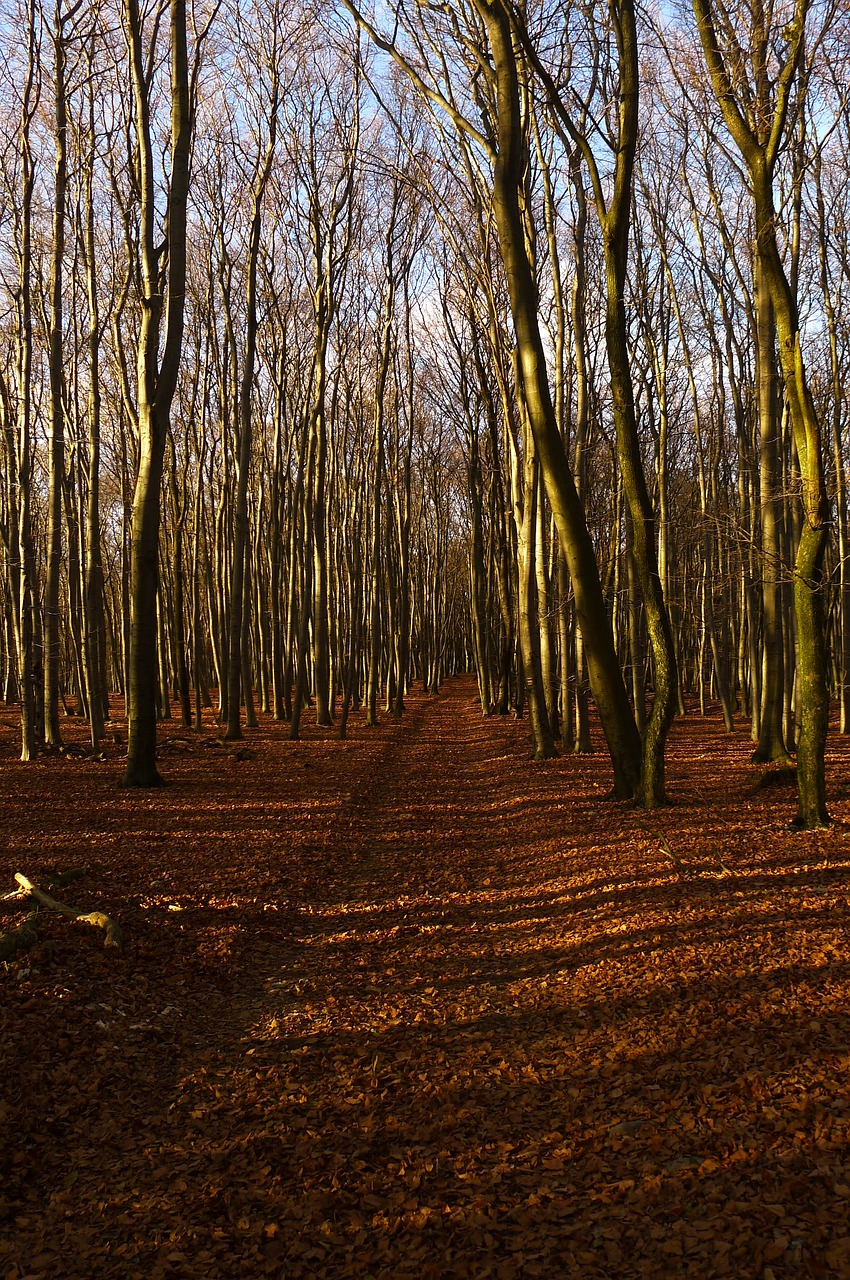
[120,0,196,785]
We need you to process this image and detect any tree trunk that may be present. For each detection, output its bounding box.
[752,253,790,762]
[692,0,830,827]
[485,0,641,797]
[44,4,68,748]
[122,0,192,786]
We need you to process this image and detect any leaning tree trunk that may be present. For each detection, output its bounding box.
[485,0,641,797]
[598,0,678,808]
[125,440,167,784]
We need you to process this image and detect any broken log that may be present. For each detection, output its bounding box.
[13,874,123,949]
[1,884,30,903]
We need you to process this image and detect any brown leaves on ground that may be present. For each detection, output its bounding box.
[1,678,849,1279]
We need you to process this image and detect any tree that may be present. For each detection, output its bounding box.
[120,0,194,786]
[43,0,73,748]
[514,0,680,804]
[224,0,282,740]
[4,0,43,761]
[342,0,645,798]
[692,0,832,826]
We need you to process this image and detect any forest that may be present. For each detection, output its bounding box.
[2,0,850,1275]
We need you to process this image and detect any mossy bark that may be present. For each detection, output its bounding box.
[485,0,641,797]
[752,254,790,763]
[693,0,830,828]
[599,0,678,807]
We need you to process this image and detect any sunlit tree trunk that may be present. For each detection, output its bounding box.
[168,429,192,727]
[568,158,594,755]
[390,273,418,718]
[366,192,400,727]
[12,0,41,761]
[694,0,830,827]
[80,47,108,748]
[44,0,69,747]
[485,0,641,795]
[122,0,192,786]
[752,254,790,762]
[815,154,850,734]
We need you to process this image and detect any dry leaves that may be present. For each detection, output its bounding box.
[1,680,849,1278]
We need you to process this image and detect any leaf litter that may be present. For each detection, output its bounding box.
[1,677,849,1278]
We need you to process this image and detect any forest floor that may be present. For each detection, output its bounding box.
[1,678,849,1280]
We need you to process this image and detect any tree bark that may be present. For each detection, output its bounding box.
[44,1,69,748]
[123,0,192,786]
[484,0,641,796]
[693,0,830,827]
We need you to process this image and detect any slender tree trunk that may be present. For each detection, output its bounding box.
[485,0,641,796]
[597,0,677,806]
[123,0,192,786]
[468,432,492,715]
[534,466,558,738]
[692,0,830,826]
[518,447,556,759]
[815,158,850,732]
[225,120,277,737]
[752,254,790,762]
[82,61,107,748]
[14,2,40,762]
[624,512,646,737]
[44,3,68,747]
[169,458,191,727]
[366,214,399,727]
[569,156,593,755]
[289,426,316,741]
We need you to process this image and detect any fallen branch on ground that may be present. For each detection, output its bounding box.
[157,735,196,755]
[13,873,123,949]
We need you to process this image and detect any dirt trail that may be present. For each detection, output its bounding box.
[2,678,850,1278]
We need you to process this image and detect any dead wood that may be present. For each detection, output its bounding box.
[0,911,39,962]
[13,874,123,949]
[1,884,29,903]
[157,736,196,755]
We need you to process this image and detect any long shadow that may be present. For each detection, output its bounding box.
[85,966,850,1279]
[3,678,850,1278]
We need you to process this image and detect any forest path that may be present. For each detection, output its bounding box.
[2,678,850,1278]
